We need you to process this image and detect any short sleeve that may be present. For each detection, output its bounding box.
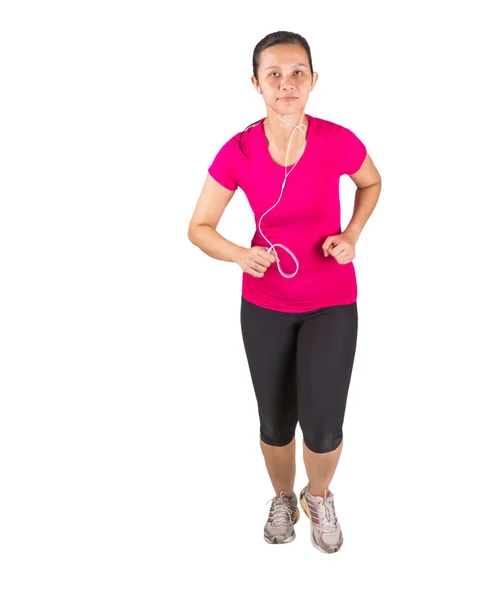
[337,126,367,176]
[207,138,239,191]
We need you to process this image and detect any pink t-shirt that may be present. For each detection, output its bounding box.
[207,113,367,313]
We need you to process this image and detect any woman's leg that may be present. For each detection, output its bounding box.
[240,297,299,497]
[296,302,358,496]
[303,438,343,497]
[260,437,296,498]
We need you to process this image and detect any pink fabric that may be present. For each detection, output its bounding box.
[207,114,367,313]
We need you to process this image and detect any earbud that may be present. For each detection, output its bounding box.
[257,88,262,95]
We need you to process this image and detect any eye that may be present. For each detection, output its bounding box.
[269,70,304,77]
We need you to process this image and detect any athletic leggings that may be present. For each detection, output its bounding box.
[240,297,358,454]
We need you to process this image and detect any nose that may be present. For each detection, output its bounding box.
[279,75,295,89]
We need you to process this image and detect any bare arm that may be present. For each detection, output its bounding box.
[344,153,382,243]
[187,173,242,262]
[187,173,276,278]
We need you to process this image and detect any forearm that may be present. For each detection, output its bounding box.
[344,181,381,243]
[188,225,243,263]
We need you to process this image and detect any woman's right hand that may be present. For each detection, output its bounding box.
[234,246,278,278]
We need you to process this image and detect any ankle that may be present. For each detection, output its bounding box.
[276,490,295,499]
[308,486,330,498]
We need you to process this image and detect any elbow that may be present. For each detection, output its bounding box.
[188,226,197,245]
[357,178,381,191]
[188,222,215,245]
[188,223,204,245]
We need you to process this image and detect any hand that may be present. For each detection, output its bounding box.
[234,246,278,278]
[322,232,357,265]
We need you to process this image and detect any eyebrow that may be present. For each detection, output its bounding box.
[264,63,308,71]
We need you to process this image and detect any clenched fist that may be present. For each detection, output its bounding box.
[234,246,279,278]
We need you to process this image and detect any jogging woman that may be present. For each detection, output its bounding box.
[187,30,381,553]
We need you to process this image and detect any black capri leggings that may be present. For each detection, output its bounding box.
[240,297,358,454]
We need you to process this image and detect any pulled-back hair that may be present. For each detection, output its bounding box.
[239,31,314,158]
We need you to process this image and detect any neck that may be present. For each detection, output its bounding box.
[264,109,308,145]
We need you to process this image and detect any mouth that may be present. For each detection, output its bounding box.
[278,97,298,101]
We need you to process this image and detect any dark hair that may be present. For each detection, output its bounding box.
[238,31,314,158]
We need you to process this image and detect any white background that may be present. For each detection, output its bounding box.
[1,1,479,598]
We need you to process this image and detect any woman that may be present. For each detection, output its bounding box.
[187,30,381,554]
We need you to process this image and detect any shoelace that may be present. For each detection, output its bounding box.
[311,493,337,533]
[264,492,296,526]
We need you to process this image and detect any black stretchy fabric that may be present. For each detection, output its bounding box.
[240,296,358,453]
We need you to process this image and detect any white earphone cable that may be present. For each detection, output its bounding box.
[257,105,307,279]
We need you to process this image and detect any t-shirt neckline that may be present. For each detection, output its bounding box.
[260,113,311,168]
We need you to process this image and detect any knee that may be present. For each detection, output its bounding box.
[303,431,343,454]
[260,424,295,447]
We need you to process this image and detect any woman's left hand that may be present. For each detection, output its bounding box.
[322,232,357,264]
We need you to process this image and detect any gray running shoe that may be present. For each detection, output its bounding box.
[264,490,300,544]
[299,482,344,553]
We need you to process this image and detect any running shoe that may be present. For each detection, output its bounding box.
[299,482,344,553]
[264,490,300,544]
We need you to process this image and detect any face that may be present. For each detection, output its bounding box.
[252,43,317,111]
